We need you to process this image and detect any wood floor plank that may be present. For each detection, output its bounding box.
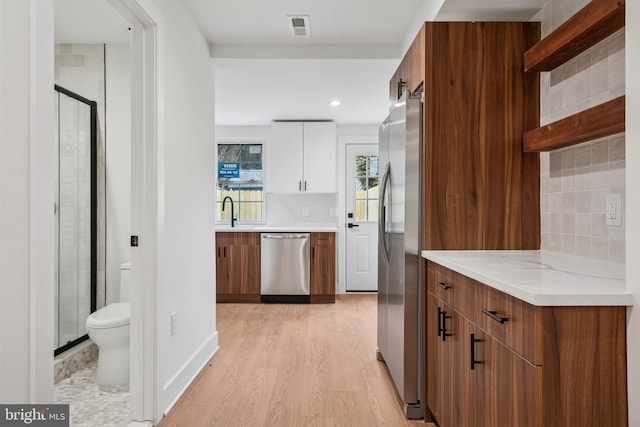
[158,294,432,426]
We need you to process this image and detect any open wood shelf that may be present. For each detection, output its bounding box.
[523,96,625,152]
[524,0,625,72]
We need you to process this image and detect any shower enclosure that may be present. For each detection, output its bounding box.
[54,84,100,355]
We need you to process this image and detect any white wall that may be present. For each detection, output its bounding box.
[216,125,270,139]
[154,0,217,420]
[626,1,639,424]
[0,0,54,403]
[105,43,131,304]
[337,124,379,138]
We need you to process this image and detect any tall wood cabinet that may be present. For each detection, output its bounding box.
[389,21,544,425]
[392,22,541,251]
[215,232,260,303]
[389,25,425,106]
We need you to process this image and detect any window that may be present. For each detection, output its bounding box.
[354,155,379,221]
[216,140,265,223]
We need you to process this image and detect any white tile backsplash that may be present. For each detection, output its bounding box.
[266,193,338,227]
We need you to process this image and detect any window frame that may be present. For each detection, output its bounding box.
[215,137,267,225]
[353,154,379,222]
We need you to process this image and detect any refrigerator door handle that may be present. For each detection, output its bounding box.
[378,162,391,266]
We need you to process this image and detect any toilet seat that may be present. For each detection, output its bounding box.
[86,302,130,329]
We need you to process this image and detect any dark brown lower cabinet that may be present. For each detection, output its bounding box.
[216,231,336,304]
[215,232,260,303]
[426,294,447,424]
[427,295,483,427]
[478,330,538,427]
[310,232,335,303]
[426,261,628,427]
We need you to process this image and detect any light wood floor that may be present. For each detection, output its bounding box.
[158,294,432,427]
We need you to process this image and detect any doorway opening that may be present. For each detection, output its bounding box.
[345,144,379,292]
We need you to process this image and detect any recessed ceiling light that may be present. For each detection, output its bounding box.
[329,100,341,107]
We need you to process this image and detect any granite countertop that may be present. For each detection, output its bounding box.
[421,250,631,306]
[215,225,338,233]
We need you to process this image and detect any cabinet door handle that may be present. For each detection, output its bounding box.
[299,180,302,191]
[441,309,452,342]
[435,281,451,290]
[304,180,307,191]
[437,306,443,337]
[470,333,481,370]
[482,309,508,324]
[223,246,226,258]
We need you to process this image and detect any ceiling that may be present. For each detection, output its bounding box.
[54,0,546,127]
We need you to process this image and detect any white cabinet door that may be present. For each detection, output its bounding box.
[303,122,336,193]
[268,122,303,192]
[268,121,336,193]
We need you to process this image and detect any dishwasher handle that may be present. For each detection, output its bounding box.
[262,234,309,239]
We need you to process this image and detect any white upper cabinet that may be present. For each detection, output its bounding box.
[268,122,304,193]
[268,121,336,193]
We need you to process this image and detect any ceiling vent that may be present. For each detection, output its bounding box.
[287,15,310,38]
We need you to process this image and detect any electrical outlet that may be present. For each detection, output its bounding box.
[606,194,622,226]
[171,312,178,336]
[302,207,309,217]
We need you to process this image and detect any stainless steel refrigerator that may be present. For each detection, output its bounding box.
[377,90,423,419]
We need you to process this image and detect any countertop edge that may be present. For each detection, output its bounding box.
[422,250,632,307]
[215,226,338,233]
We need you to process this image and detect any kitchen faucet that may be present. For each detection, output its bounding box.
[222,196,236,227]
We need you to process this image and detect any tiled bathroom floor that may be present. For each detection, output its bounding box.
[54,360,130,427]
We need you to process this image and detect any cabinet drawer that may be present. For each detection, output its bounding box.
[311,232,335,246]
[427,262,477,322]
[476,284,540,365]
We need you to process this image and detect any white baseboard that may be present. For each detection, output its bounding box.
[159,331,219,419]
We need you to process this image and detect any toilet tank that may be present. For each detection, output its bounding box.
[120,262,131,303]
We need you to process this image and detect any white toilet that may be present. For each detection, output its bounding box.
[86,262,131,387]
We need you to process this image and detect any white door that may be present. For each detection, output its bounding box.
[346,144,379,291]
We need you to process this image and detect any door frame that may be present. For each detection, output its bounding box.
[106,0,162,424]
[337,135,378,294]
[344,143,379,292]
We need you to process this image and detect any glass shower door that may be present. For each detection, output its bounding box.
[54,85,97,354]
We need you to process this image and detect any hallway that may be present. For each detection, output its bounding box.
[158,294,430,426]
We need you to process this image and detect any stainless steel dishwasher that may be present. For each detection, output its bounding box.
[260,233,310,303]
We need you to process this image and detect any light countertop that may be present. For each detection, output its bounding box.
[216,225,338,233]
[421,250,631,306]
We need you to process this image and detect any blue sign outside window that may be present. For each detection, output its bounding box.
[218,163,240,179]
